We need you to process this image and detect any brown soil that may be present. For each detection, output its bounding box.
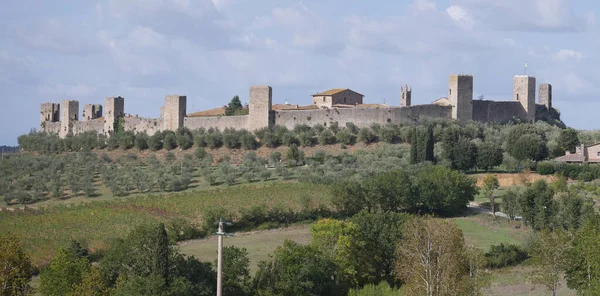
[472,172,556,187]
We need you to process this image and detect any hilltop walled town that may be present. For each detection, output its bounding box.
[40,74,557,138]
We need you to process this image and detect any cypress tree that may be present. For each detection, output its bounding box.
[154,222,170,285]
[424,126,435,162]
[410,127,419,164]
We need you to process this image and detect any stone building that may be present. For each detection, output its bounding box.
[38,74,560,139]
[312,89,364,108]
[555,143,600,164]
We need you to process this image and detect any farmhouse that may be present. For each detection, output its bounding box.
[555,143,600,164]
[312,88,364,108]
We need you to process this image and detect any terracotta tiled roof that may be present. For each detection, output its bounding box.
[554,154,585,163]
[188,107,226,117]
[272,104,318,110]
[432,97,451,106]
[313,89,365,97]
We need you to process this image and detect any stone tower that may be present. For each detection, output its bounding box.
[449,74,473,123]
[83,104,103,121]
[163,95,187,131]
[60,100,79,138]
[401,84,412,107]
[40,102,60,124]
[104,96,125,136]
[248,86,273,131]
[539,84,552,109]
[513,75,536,122]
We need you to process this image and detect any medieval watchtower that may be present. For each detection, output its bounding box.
[40,103,60,124]
[83,104,103,121]
[163,95,187,131]
[104,96,125,136]
[401,85,412,107]
[539,84,552,110]
[60,100,79,138]
[514,75,536,122]
[248,86,273,131]
[449,75,473,123]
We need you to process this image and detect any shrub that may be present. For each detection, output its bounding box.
[176,133,193,150]
[261,131,280,148]
[293,124,312,134]
[336,129,357,145]
[379,126,397,143]
[222,130,241,149]
[485,243,528,268]
[269,151,282,164]
[312,124,325,134]
[298,132,315,147]
[118,132,135,150]
[536,161,555,175]
[345,122,359,134]
[134,133,149,150]
[163,133,178,150]
[240,131,258,150]
[194,133,207,148]
[329,121,340,134]
[205,132,223,149]
[195,147,208,160]
[286,144,304,166]
[357,128,376,144]
[148,132,163,151]
[317,130,336,145]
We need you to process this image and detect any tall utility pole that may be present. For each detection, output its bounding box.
[215,218,233,296]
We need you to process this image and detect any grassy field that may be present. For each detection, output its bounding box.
[0,182,332,266]
[179,212,573,295]
[180,225,312,273]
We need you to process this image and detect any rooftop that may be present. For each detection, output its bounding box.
[313,88,349,96]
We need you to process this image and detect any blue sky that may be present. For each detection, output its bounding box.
[0,0,598,145]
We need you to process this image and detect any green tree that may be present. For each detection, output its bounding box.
[476,142,503,171]
[0,234,34,296]
[565,215,600,295]
[557,128,580,154]
[215,246,252,296]
[464,246,491,296]
[481,174,499,218]
[253,240,344,296]
[512,134,548,161]
[412,166,477,215]
[154,223,169,286]
[518,180,555,230]
[530,229,571,296]
[501,188,520,221]
[225,96,244,116]
[348,282,400,296]
[395,217,467,296]
[40,248,91,296]
[410,126,434,164]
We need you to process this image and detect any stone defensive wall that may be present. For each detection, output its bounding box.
[74,119,104,135]
[184,115,250,131]
[124,117,162,136]
[273,104,452,129]
[38,74,557,138]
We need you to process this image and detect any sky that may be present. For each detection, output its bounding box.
[0,0,598,145]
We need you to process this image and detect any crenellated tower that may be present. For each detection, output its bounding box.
[163,95,187,131]
[104,96,125,136]
[513,75,536,122]
[401,84,412,107]
[539,83,552,110]
[60,100,79,138]
[449,74,473,123]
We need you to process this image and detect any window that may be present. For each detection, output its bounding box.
[517,94,519,100]
[344,97,347,103]
[597,152,600,157]
[449,89,451,95]
[323,97,325,102]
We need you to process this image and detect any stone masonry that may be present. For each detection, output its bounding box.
[83,104,103,121]
[248,86,273,131]
[104,96,125,136]
[401,85,412,107]
[38,74,557,138]
[163,95,187,131]
[60,100,79,138]
[539,84,552,109]
[514,75,536,122]
[449,75,473,123]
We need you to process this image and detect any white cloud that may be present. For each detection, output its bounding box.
[15,20,99,55]
[553,49,584,62]
[412,0,436,12]
[446,5,475,29]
